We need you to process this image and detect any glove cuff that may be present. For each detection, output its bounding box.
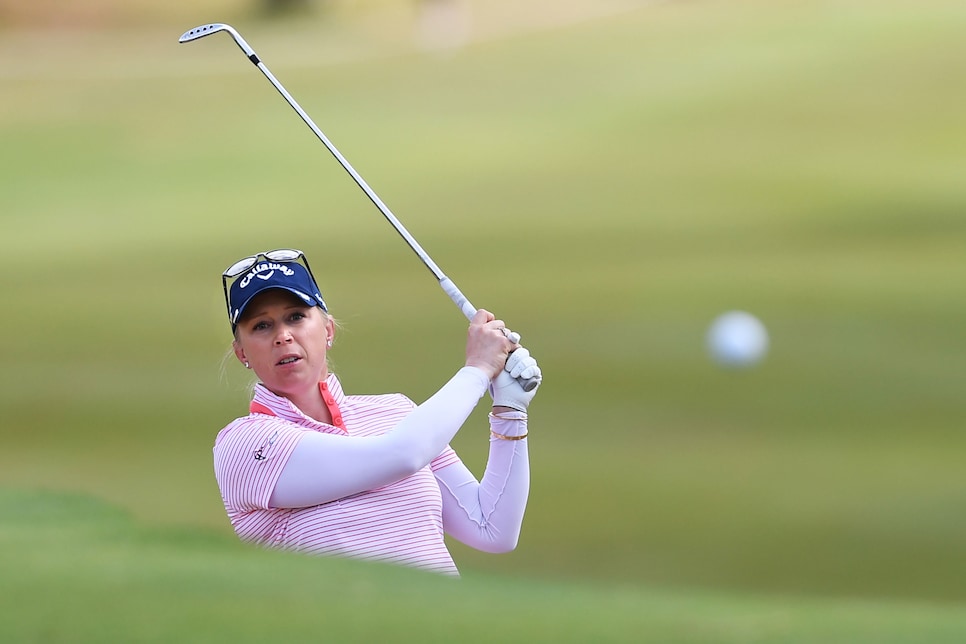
[492,399,529,412]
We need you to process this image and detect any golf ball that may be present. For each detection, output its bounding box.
[707,311,769,368]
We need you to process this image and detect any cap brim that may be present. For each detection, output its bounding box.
[231,286,321,328]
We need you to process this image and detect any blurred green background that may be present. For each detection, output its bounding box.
[2,0,965,640]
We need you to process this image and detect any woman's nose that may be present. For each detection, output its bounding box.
[274,329,293,345]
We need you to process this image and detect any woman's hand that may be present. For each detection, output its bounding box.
[489,347,541,411]
[464,309,515,380]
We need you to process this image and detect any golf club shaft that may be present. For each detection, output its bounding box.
[180,24,539,391]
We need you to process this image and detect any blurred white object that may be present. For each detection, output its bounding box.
[707,311,769,368]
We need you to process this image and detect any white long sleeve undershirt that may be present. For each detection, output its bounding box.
[267,367,530,553]
[436,414,529,553]
[269,367,483,506]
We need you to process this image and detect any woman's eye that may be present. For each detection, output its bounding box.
[253,321,269,331]
[290,312,306,321]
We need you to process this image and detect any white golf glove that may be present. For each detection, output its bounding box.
[489,347,542,412]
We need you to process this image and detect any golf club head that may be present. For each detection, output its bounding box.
[179,23,231,43]
[178,23,257,60]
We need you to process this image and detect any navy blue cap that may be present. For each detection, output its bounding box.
[227,260,326,328]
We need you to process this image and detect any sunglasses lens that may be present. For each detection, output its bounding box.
[223,257,256,278]
[265,249,302,261]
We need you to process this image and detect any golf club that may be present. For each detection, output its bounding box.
[179,23,539,391]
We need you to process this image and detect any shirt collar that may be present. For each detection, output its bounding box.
[250,373,347,432]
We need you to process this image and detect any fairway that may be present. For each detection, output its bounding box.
[3,488,966,643]
[2,0,966,640]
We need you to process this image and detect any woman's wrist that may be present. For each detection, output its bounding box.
[458,366,492,391]
[489,406,528,439]
[490,406,527,421]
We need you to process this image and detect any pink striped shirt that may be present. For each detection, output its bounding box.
[213,373,468,576]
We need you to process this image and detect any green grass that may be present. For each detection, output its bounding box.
[2,488,965,643]
[2,0,966,639]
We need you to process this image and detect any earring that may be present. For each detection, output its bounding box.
[327,339,332,347]
[244,361,250,369]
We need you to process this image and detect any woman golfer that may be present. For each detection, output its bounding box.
[213,249,541,576]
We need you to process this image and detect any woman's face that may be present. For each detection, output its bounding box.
[232,289,334,399]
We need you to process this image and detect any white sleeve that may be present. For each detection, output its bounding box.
[435,415,529,553]
[269,367,489,509]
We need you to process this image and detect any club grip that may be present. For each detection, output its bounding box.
[518,373,540,392]
[439,277,539,391]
